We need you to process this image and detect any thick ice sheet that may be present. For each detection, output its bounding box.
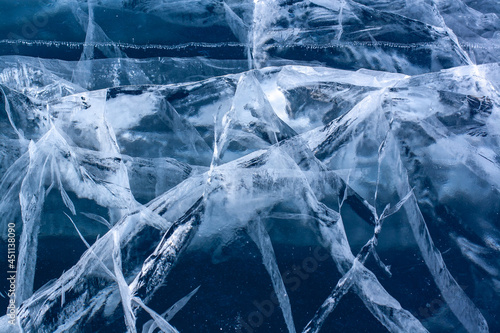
[0,1,499,332]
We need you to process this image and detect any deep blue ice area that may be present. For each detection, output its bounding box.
[0,1,499,332]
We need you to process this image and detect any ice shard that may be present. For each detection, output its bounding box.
[0,0,499,332]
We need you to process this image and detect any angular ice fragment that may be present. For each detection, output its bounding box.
[130,197,204,303]
[247,218,296,333]
[213,71,296,164]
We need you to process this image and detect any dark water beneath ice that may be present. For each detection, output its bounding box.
[0,1,499,332]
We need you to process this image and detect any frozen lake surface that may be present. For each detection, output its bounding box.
[0,1,499,332]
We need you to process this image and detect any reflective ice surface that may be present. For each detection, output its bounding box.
[0,0,499,332]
